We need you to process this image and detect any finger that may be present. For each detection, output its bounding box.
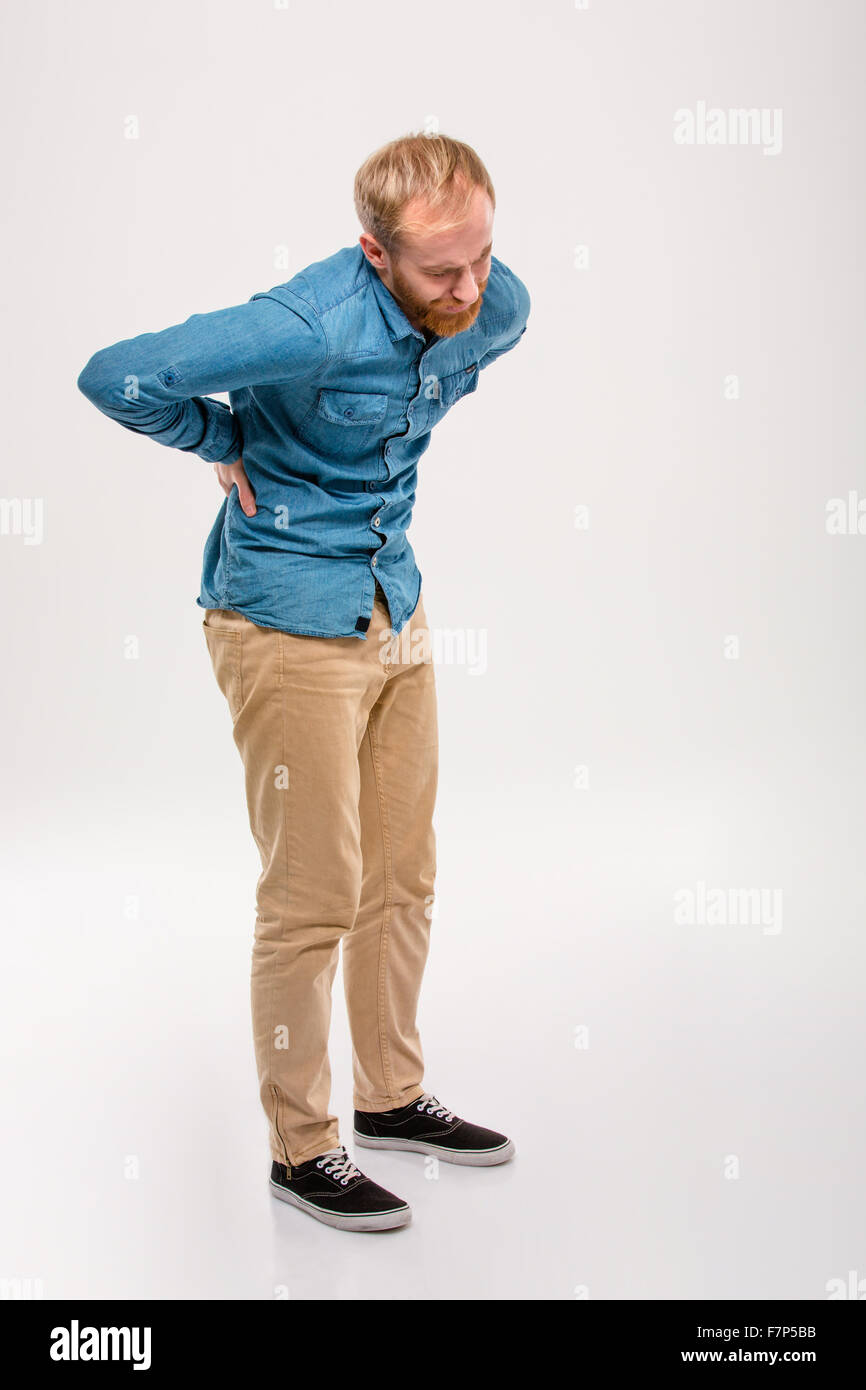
[236,476,257,517]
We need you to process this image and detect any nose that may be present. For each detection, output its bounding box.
[449,267,479,306]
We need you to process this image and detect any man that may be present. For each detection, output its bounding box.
[77,132,531,1233]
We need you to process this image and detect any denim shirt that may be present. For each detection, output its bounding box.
[77,244,530,638]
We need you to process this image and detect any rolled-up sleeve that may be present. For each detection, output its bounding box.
[76,287,329,465]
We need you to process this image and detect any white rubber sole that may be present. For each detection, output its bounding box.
[353,1132,516,1166]
[269,1180,411,1231]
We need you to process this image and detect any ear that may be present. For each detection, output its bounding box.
[359,233,387,270]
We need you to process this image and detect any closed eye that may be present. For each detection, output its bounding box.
[426,254,491,279]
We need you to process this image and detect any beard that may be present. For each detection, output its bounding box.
[389,261,487,339]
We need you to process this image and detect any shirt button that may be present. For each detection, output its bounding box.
[373,517,381,527]
[371,556,378,567]
[344,408,354,417]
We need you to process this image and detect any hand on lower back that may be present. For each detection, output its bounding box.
[214,456,256,516]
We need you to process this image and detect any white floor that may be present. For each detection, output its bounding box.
[3,772,863,1301]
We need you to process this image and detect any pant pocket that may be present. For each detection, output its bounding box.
[203,616,244,720]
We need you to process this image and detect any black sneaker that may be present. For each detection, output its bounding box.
[269,1145,411,1231]
[354,1092,515,1166]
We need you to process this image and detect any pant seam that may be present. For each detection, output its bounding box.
[267,645,291,1169]
[366,707,397,1104]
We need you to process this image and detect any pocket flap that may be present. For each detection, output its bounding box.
[316,389,389,425]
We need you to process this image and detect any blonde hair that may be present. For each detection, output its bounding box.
[354,131,495,253]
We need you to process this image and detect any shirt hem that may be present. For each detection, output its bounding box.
[197,597,368,640]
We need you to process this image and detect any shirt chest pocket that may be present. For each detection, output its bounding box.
[296,388,389,459]
[425,363,479,429]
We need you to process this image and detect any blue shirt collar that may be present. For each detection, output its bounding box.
[362,254,427,343]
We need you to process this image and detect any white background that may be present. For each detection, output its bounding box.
[1,0,864,1299]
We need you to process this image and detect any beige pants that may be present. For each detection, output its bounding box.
[202,583,437,1167]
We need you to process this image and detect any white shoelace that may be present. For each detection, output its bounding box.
[316,1146,361,1184]
[416,1093,455,1121]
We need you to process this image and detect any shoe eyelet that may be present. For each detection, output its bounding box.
[341,1177,349,1185]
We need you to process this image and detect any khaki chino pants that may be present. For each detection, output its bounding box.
[202,582,437,1167]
